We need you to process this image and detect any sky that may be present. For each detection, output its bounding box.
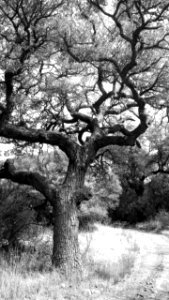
[0,143,14,160]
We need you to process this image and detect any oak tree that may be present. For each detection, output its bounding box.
[0,0,168,275]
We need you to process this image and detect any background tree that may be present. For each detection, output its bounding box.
[105,146,148,223]
[0,0,168,275]
[108,118,169,224]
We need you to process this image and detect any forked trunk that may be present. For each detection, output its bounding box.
[52,162,86,276]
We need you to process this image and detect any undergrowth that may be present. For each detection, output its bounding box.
[136,210,169,232]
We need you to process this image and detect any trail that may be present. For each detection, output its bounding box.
[79,225,169,300]
[109,229,169,300]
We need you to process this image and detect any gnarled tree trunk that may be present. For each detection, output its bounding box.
[52,162,87,275]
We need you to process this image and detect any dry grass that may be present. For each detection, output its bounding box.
[0,223,140,300]
[0,267,64,300]
[80,224,139,284]
[92,253,136,283]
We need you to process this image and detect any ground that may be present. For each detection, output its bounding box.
[1,223,169,300]
[78,224,169,300]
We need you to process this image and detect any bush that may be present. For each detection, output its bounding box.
[0,181,42,252]
[136,210,169,232]
[78,199,110,231]
[19,241,52,273]
[109,173,169,225]
[108,186,147,224]
[155,210,169,229]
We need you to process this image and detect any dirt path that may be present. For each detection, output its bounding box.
[149,232,169,300]
[79,226,169,300]
[112,229,169,300]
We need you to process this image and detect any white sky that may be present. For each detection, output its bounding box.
[0,143,14,160]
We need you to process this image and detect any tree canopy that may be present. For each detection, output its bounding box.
[0,0,168,157]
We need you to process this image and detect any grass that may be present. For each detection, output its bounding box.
[0,267,63,300]
[80,224,139,285]
[0,223,140,300]
[91,253,135,283]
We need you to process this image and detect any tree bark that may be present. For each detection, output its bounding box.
[52,162,86,276]
[52,197,80,276]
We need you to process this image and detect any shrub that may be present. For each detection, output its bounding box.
[109,173,169,224]
[108,186,147,224]
[0,181,46,252]
[155,210,169,229]
[78,199,110,231]
[136,210,169,232]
